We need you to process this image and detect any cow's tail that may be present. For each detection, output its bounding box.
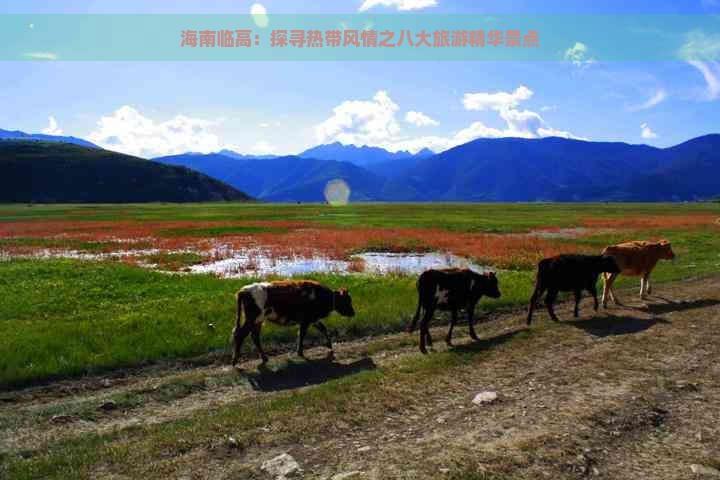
[230,290,249,359]
[407,299,422,333]
[231,291,247,343]
[407,278,423,333]
[235,290,247,331]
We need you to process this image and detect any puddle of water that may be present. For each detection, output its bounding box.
[189,250,489,278]
[2,244,491,278]
[189,253,349,277]
[355,252,489,275]
[6,248,165,261]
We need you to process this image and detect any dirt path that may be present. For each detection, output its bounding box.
[2,276,719,479]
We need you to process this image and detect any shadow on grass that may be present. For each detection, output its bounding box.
[566,314,670,337]
[243,353,377,392]
[641,297,720,315]
[448,328,529,355]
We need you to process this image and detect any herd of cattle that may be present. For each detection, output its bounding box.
[231,240,676,365]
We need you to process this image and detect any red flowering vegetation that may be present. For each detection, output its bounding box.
[212,227,588,270]
[580,215,719,230]
[0,219,594,270]
[347,257,366,273]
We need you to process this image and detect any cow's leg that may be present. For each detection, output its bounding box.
[545,289,559,322]
[527,283,545,325]
[232,319,253,366]
[645,274,652,295]
[419,306,434,354]
[296,320,310,358]
[589,284,600,312]
[313,321,333,351]
[250,323,269,364]
[445,309,458,346]
[467,301,479,341]
[601,273,610,308]
[573,289,582,318]
[408,297,423,333]
[603,273,620,306]
[639,277,646,300]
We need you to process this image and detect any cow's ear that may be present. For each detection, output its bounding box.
[659,239,670,245]
[338,288,348,296]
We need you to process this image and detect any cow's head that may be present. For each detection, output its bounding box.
[477,271,501,299]
[657,240,675,260]
[333,288,355,317]
[599,255,621,274]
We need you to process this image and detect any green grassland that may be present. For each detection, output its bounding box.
[1,202,719,388]
[2,201,719,232]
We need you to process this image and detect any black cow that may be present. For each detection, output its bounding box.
[232,280,355,365]
[408,268,501,354]
[526,254,620,325]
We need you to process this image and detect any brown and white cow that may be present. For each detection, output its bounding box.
[232,280,355,365]
[407,268,501,354]
[601,240,675,307]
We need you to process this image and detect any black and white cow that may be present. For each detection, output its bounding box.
[232,280,355,365]
[407,268,501,354]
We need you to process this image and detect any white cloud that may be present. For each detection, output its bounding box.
[24,52,57,61]
[540,105,558,112]
[463,86,582,141]
[640,123,658,139]
[678,30,720,61]
[315,90,401,146]
[564,42,595,68]
[358,0,437,11]
[404,111,439,127]
[259,122,271,128]
[463,85,533,111]
[87,105,223,157]
[687,60,720,100]
[628,88,668,111]
[679,31,720,101]
[251,140,276,155]
[315,87,582,154]
[41,116,63,136]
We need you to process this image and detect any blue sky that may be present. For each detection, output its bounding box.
[1,0,719,157]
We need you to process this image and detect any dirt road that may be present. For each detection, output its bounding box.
[2,276,719,479]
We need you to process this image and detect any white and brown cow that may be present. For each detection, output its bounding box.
[407,268,501,354]
[601,240,675,307]
[232,280,355,365]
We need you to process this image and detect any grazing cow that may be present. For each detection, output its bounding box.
[527,254,620,325]
[601,240,675,306]
[232,280,355,365]
[408,268,501,354]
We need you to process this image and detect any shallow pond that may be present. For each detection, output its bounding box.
[189,250,490,277]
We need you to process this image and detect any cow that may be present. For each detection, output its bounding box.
[527,254,620,325]
[407,268,501,354]
[231,280,355,366]
[601,240,675,306]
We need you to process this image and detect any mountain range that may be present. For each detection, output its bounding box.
[2,125,719,203]
[154,135,720,202]
[0,128,99,149]
[0,141,250,203]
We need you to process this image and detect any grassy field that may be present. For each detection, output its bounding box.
[1,202,719,388]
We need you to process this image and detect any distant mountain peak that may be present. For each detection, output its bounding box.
[0,128,99,149]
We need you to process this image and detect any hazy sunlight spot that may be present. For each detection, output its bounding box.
[324,179,351,206]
